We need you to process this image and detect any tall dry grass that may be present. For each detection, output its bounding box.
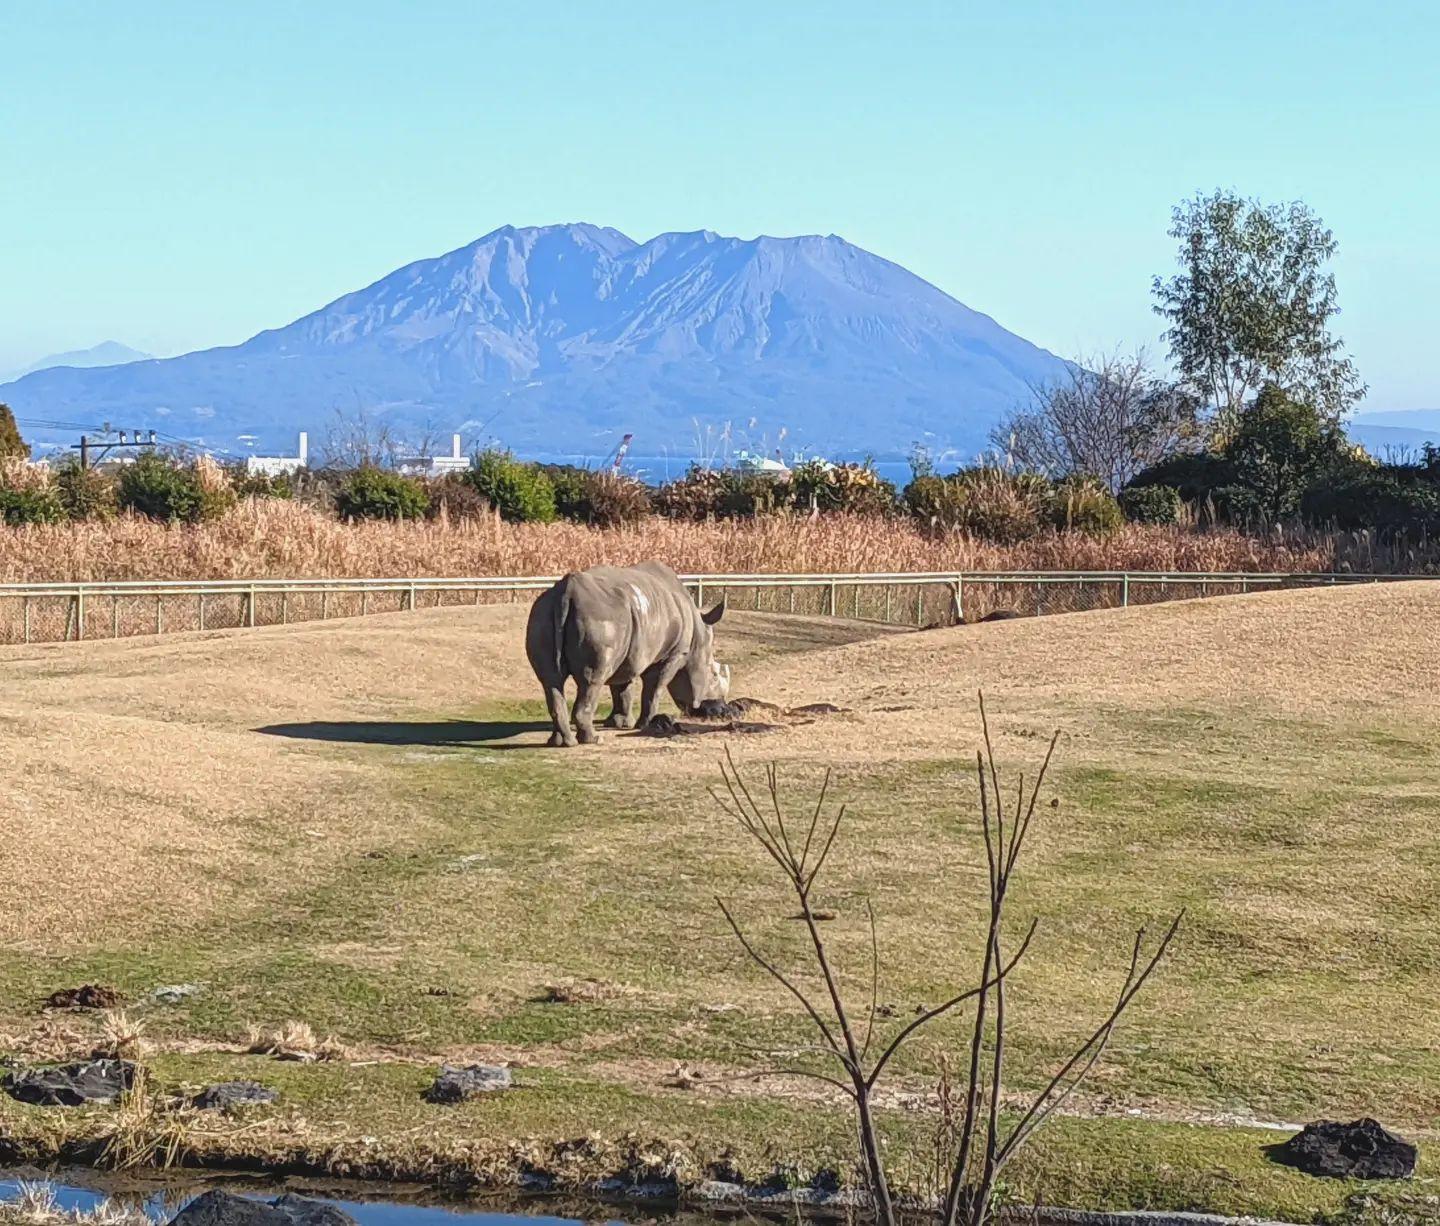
[0,499,1353,582]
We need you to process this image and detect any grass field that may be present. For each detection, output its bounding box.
[2,583,1439,1223]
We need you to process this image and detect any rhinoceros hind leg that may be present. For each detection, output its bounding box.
[543,685,578,748]
[573,679,605,745]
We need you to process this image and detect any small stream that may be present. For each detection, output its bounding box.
[0,1168,668,1226]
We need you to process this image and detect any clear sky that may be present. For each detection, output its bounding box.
[3,0,1436,408]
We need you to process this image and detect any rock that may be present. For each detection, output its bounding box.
[728,697,783,716]
[787,702,849,716]
[191,1081,279,1111]
[637,713,687,737]
[3,1058,136,1106]
[424,1063,512,1104]
[44,984,124,1010]
[1271,1118,1417,1180]
[694,698,741,719]
[169,1191,357,1226]
[153,983,203,1005]
[979,609,1021,622]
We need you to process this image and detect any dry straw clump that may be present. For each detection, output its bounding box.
[244,1020,348,1063]
[0,499,1341,583]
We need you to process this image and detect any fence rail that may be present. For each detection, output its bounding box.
[0,570,1423,646]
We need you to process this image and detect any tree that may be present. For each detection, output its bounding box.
[0,403,29,459]
[991,352,1201,492]
[1221,383,1347,522]
[1153,190,1364,428]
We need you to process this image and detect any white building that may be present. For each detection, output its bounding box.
[398,434,470,477]
[246,433,309,477]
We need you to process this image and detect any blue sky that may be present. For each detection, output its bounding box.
[3,0,1436,408]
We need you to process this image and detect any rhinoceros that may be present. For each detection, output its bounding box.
[525,562,730,747]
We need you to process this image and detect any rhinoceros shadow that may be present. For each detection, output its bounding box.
[256,719,549,748]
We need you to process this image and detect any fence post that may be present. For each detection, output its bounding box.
[247,586,256,628]
[22,597,30,644]
[1122,574,1130,607]
[155,597,163,636]
[1241,576,1249,595]
[829,579,837,617]
[956,574,964,623]
[407,583,416,612]
[111,596,119,639]
[76,589,85,641]
[697,579,705,608]
[199,594,206,631]
[916,585,923,626]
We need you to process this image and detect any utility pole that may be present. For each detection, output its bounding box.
[73,426,159,469]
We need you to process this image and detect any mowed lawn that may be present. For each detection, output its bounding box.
[2,584,1439,1223]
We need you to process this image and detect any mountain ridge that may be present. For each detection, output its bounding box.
[2,225,1070,457]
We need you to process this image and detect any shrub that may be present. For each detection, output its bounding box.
[0,486,65,525]
[653,465,790,519]
[789,459,896,515]
[1127,452,1233,502]
[467,450,556,523]
[334,465,430,521]
[906,466,1052,543]
[425,473,490,523]
[1301,471,1440,533]
[228,467,295,500]
[117,453,233,523]
[542,465,650,527]
[1048,476,1123,535]
[1119,483,1183,525]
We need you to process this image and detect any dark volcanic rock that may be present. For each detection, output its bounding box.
[192,1080,279,1111]
[638,713,688,737]
[2,1058,136,1106]
[637,714,780,738]
[693,698,741,719]
[45,984,124,1010]
[170,1190,356,1226]
[424,1063,512,1104]
[1270,1118,1417,1180]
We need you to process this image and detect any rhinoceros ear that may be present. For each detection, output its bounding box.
[701,596,727,626]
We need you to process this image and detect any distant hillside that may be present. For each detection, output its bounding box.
[6,340,152,382]
[0,225,1069,457]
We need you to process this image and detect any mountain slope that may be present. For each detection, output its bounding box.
[1,225,1068,457]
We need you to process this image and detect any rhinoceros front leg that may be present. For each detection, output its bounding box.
[638,658,684,729]
[543,684,577,748]
[572,678,605,745]
[604,682,635,729]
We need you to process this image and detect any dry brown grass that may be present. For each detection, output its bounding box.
[244,1021,348,1063]
[0,499,1344,582]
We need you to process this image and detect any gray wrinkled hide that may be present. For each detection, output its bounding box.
[526,561,728,747]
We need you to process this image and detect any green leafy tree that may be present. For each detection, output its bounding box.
[0,403,29,459]
[1221,383,1347,522]
[1153,190,1364,428]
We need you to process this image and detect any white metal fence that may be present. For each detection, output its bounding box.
[0,571,1422,647]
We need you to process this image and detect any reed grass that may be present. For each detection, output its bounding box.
[0,500,1355,583]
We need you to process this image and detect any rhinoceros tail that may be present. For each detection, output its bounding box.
[553,575,572,683]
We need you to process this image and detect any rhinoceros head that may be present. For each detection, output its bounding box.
[670,598,730,711]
